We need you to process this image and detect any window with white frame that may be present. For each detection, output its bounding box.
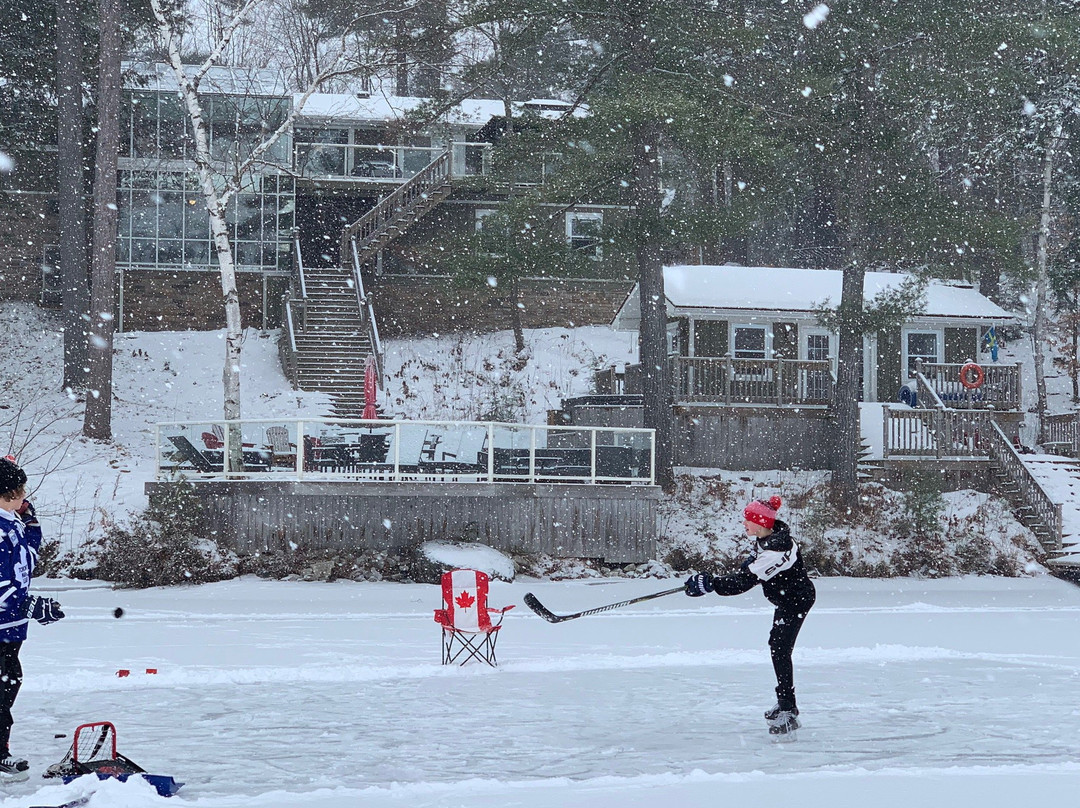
[905,330,940,377]
[566,211,603,259]
[475,208,497,231]
[732,325,768,359]
[806,332,831,362]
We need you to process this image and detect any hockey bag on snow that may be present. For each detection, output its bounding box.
[43,721,183,797]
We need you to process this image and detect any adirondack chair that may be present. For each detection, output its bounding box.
[166,435,223,473]
[265,426,296,467]
[433,569,514,666]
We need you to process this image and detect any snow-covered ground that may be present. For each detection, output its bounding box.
[0,304,632,555]
[3,574,1080,807]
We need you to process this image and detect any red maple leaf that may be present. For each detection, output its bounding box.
[455,590,476,610]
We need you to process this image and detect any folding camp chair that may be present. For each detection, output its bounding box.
[434,569,514,666]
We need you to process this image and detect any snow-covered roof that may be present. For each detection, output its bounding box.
[294,94,586,126]
[123,62,288,96]
[613,265,1016,329]
[294,93,505,126]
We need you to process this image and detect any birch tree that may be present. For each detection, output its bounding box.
[147,0,386,464]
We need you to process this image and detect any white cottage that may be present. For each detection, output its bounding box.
[611,265,1018,407]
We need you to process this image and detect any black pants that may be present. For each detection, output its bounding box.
[0,642,22,755]
[768,597,814,711]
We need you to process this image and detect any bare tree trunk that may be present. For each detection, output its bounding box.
[509,274,525,356]
[634,122,674,492]
[82,0,121,440]
[1072,306,1079,404]
[57,0,88,393]
[832,161,870,510]
[1034,123,1061,441]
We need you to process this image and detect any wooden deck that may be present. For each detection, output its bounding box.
[148,479,660,563]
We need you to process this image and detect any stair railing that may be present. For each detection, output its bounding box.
[983,421,1062,552]
[291,231,308,332]
[349,237,384,383]
[339,150,451,262]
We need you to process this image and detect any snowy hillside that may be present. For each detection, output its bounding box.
[0,302,1046,576]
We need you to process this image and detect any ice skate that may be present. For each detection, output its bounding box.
[0,753,29,782]
[766,709,801,737]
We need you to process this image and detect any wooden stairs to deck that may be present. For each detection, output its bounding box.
[286,151,453,417]
[992,466,1057,552]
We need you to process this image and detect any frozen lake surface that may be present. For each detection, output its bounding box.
[6,574,1080,807]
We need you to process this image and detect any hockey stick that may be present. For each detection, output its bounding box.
[523,586,685,623]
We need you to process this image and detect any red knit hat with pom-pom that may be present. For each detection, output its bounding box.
[744,496,782,529]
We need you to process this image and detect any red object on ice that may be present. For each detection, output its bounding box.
[145,668,157,675]
[362,355,378,421]
[433,569,514,666]
[116,669,130,677]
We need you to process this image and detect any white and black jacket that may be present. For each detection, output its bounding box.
[710,520,816,610]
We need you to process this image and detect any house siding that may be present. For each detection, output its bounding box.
[944,326,978,365]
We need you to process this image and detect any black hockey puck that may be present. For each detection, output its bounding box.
[113,607,124,619]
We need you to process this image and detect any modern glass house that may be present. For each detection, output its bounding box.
[109,64,621,332]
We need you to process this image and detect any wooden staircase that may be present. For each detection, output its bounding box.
[282,151,453,416]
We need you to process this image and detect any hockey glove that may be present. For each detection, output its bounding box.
[25,596,64,625]
[684,572,715,597]
[16,500,38,527]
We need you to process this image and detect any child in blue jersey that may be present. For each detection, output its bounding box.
[0,457,64,778]
[684,496,816,735]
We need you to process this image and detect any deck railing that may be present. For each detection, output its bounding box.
[882,407,991,458]
[293,141,493,181]
[916,361,1021,410]
[596,358,832,406]
[1042,412,1079,456]
[982,421,1062,551]
[155,418,655,485]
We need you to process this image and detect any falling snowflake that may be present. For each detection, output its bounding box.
[803,4,829,29]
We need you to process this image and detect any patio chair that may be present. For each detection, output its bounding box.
[433,569,514,666]
[201,424,224,450]
[266,426,296,467]
[166,435,223,473]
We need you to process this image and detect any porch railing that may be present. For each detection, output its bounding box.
[882,407,991,458]
[982,420,1062,551]
[155,418,655,485]
[1042,412,1079,456]
[294,141,493,181]
[596,358,833,406]
[916,361,1022,411]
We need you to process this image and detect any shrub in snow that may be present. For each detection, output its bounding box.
[659,472,1042,580]
[893,471,946,540]
[91,481,237,587]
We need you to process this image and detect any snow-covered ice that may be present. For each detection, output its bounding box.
[3,574,1080,807]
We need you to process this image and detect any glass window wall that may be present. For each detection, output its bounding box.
[117,170,295,272]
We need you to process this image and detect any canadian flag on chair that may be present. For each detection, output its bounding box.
[434,568,514,666]
[442,568,489,632]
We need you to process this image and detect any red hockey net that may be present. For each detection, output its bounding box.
[44,722,144,779]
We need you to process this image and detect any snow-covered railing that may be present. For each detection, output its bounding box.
[154,418,656,485]
[917,361,1021,411]
[670,357,833,406]
[983,421,1062,551]
[1042,413,1079,456]
[882,408,990,459]
[913,370,947,410]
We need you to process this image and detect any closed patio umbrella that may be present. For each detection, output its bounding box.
[363,355,378,420]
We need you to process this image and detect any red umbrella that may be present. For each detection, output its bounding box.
[362,355,378,420]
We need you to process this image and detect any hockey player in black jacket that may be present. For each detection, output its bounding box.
[684,496,816,735]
